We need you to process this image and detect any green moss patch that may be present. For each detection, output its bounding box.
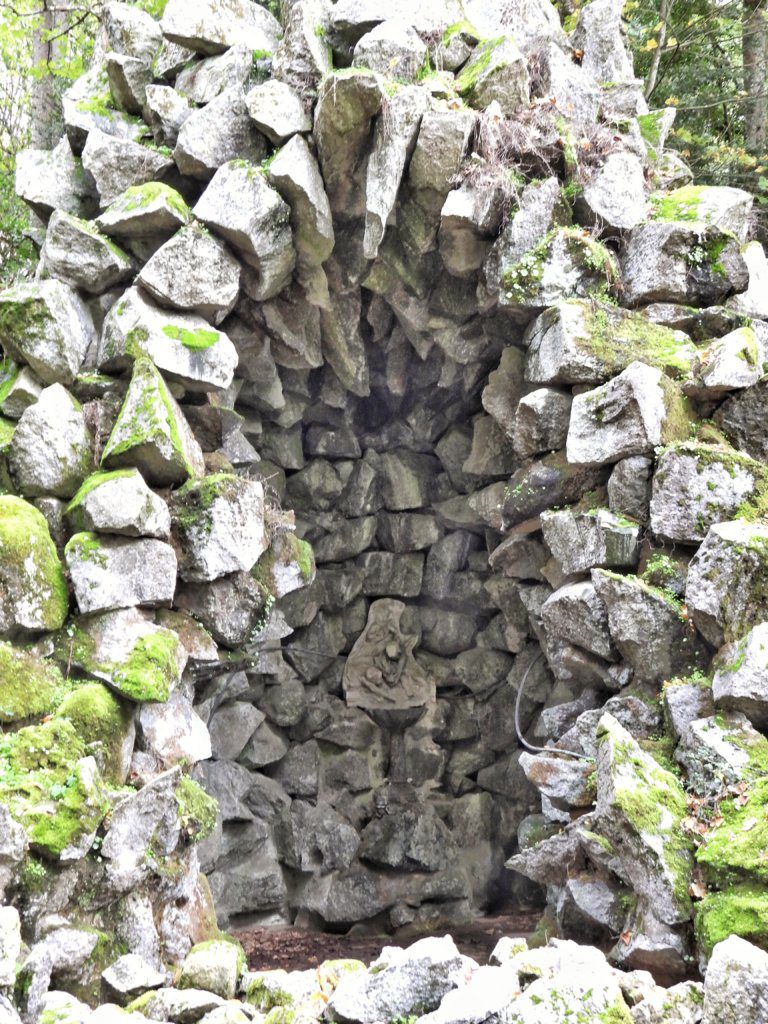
[105,182,191,221]
[162,324,220,350]
[55,682,134,785]
[650,185,707,223]
[0,718,109,859]
[697,777,768,887]
[0,642,66,724]
[0,495,69,630]
[175,776,218,842]
[696,885,768,959]
[456,35,507,97]
[65,469,137,514]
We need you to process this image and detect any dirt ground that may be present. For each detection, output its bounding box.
[235,911,541,972]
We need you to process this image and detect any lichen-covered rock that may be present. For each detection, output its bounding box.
[65,468,171,539]
[0,642,65,724]
[161,0,281,56]
[194,160,295,300]
[592,570,707,684]
[65,532,177,614]
[177,940,245,999]
[327,936,468,1024]
[99,287,237,393]
[621,222,749,307]
[650,442,768,544]
[594,714,693,927]
[176,43,252,104]
[524,299,696,386]
[170,474,267,583]
[245,80,312,145]
[455,36,529,116]
[685,325,764,399]
[541,582,615,662]
[175,571,270,648]
[712,623,768,729]
[137,223,241,324]
[81,128,174,207]
[56,680,136,785]
[701,935,768,1023]
[686,520,768,647]
[580,150,647,231]
[144,83,193,146]
[541,508,640,576]
[174,86,267,180]
[0,495,68,637]
[567,362,691,466]
[253,531,315,599]
[496,227,617,316]
[101,357,205,486]
[15,138,96,219]
[96,181,192,238]
[139,689,212,769]
[41,210,133,294]
[8,384,93,499]
[352,20,427,81]
[676,711,768,795]
[0,280,95,386]
[650,183,754,242]
[499,451,605,528]
[60,607,186,703]
[62,64,146,153]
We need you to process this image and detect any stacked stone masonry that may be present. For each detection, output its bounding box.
[4,0,768,1006]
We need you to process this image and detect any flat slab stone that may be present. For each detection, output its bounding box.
[97,182,192,238]
[65,532,177,614]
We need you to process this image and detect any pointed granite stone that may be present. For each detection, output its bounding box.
[101,357,204,486]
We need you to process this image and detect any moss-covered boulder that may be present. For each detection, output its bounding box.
[252,531,316,599]
[55,683,136,785]
[65,468,171,539]
[0,279,95,386]
[177,937,246,999]
[0,719,109,860]
[56,608,186,703]
[96,181,192,238]
[594,713,694,927]
[101,356,205,487]
[0,642,65,724]
[455,35,529,116]
[0,496,69,637]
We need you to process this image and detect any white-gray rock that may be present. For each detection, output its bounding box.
[106,50,153,116]
[456,36,529,116]
[97,182,192,239]
[82,128,174,207]
[567,362,689,465]
[194,160,295,299]
[99,287,237,392]
[542,581,616,661]
[171,474,268,582]
[15,138,96,220]
[65,533,177,614]
[245,80,312,144]
[144,84,193,146]
[728,240,768,320]
[0,280,95,386]
[101,953,167,1005]
[686,520,768,647]
[42,210,133,294]
[542,507,640,576]
[702,936,768,1024]
[685,325,764,398]
[0,907,20,988]
[162,0,281,56]
[65,467,171,539]
[581,151,647,231]
[174,86,268,179]
[712,623,768,729]
[139,689,213,768]
[513,388,572,459]
[176,44,252,104]
[103,1,163,64]
[8,384,93,499]
[352,20,427,81]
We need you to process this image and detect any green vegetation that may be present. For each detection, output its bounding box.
[697,777,768,887]
[696,885,768,958]
[107,181,191,221]
[0,495,69,628]
[0,642,65,724]
[162,324,220,350]
[55,683,134,785]
[455,36,507,97]
[175,776,218,842]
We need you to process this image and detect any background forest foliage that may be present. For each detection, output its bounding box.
[0,0,766,283]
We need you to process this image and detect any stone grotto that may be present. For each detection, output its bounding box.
[4,0,768,1020]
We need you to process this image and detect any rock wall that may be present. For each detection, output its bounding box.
[4,0,768,993]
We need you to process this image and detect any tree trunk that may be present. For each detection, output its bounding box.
[744,0,768,154]
[645,0,673,101]
[30,0,66,149]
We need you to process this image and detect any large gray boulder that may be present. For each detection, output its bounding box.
[541,581,615,661]
[702,936,768,1024]
[686,520,768,647]
[524,299,696,386]
[65,532,177,614]
[567,362,690,466]
[245,80,312,144]
[581,151,647,231]
[352,20,427,81]
[456,36,530,116]
[194,160,295,300]
[541,508,640,575]
[103,1,163,64]
[716,378,768,462]
[99,287,238,393]
[712,623,768,729]
[41,210,133,294]
[64,467,171,539]
[174,86,268,179]
[327,936,468,1024]
[650,442,768,543]
[170,474,268,582]
[685,325,765,399]
[8,384,93,499]
[161,0,281,55]
[593,569,707,684]
[144,84,194,145]
[0,280,95,386]
[15,137,96,219]
[176,43,252,104]
[621,222,749,307]
[81,128,174,206]
[272,0,333,97]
